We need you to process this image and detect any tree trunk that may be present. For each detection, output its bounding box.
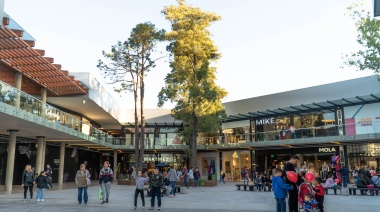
[139,73,145,170]
[190,111,198,168]
[134,81,140,171]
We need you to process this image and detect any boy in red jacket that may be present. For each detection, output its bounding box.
[313,177,324,212]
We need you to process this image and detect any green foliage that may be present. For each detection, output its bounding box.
[342,1,380,73]
[159,0,227,167]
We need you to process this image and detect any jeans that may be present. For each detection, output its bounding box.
[23,185,33,200]
[184,176,188,188]
[342,176,348,187]
[189,178,193,187]
[323,171,328,179]
[150,187,161,207]
[170,181,176,195]
[219,176,225,184]
[194,178,199,187]
[101,182,111,201]
[256,183,262,191]
[244,177,249,185]
[77,187,88,203]
[36,188,45,200]
[291,132,295,139]
[276,198,286,212]
[134,189,145,207]
[46,181,53,189]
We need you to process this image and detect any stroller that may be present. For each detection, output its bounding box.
[298,183,319,212]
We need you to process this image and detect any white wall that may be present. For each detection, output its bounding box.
[344,103,380,135]
[196,152,219,180]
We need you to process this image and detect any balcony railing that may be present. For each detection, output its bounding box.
[0,80,109,140]
[111,121,380,149]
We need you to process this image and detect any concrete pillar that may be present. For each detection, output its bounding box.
[5,130,19,193]
[35,137,45,174]
[58,142,65,189]
[113,149,117,182]
[41,88,47,102]
[41,139,46,172]
[14,72,22,108]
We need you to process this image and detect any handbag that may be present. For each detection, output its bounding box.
[86,178,91,186]
[367,184,375,188]
[98,188,103,200]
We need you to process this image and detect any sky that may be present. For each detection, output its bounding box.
[3,0,374,109]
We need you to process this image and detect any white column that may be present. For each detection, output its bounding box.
[35,137,45,174]
[113,149,117,182]
[41,88,47,102]
[58,142,65,189]
[5,130,19,193]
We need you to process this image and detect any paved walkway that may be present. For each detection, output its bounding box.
[0,182,379,211]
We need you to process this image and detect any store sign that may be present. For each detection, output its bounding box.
[255,118,275,125]
[318,147,336,153]
[45,108,60,119]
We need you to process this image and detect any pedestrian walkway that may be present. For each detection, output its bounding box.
[0,182,379,211]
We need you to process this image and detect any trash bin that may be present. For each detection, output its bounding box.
[212,175,216,180]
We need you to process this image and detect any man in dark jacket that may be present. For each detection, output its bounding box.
[282,155,300,212]
[337,166,352,187]
[148,167,163,211]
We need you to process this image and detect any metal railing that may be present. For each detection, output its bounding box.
[0,80,109,140]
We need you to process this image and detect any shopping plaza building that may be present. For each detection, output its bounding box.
[1,6,380,192]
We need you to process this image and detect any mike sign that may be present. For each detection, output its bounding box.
[255,118,275,125]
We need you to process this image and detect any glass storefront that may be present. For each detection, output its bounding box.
[348,144,380,172]
[221,150,252,181]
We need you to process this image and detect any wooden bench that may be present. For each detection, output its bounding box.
[324,187,341,195]
[235,184,254,191]
[349,187,380,196]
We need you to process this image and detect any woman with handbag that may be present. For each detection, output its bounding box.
[22,165,35,202]
[75,164,91,204]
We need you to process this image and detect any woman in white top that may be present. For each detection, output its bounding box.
[188,167,194,188]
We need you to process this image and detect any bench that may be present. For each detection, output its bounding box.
[324,187,341,195]
[349,187,380,196]
[235,184,254,191]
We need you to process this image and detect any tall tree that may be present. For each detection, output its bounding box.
[343,1,380,73]
[158,0,227,168]
[98,22,164,171]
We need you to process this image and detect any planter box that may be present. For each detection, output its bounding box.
[118,180,134,185]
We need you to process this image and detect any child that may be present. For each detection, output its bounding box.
[131,166,150,210]
[313,177,324,212]
[272,168,293,212]
[303,193,318,212]
[35,171,47,202]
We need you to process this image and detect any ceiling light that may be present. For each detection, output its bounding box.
[83,98,86,104]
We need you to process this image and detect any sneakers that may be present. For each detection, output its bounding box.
[143,206,145,210]
[158,207,161,211]
[37,199,40,202]
[41,199,44,202]
[169,195,174,198]
[106,199,109,203]
[101,201,105,204]
[24,199,26,203]
[132,207,137,210]
[149,207,154,210]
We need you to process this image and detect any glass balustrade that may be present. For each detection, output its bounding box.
[0,80,109,141]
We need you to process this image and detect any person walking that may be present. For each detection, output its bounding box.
[75,164,91,204]
[45,164,53,189]
[183,167,188,188]
[99,161,114,204]
[148,167,163,211]
[194,167,201,187]
[168,166,178,197]
[322,162,329,180]
[188,167,194,188]
[131,166,149,210]
[219,169,226,184]
[22,165,35,202]
[282,155,300,212]
[289,125,295,139]
[35,171,47,202]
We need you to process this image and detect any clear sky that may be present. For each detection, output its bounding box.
[4,0,373,109]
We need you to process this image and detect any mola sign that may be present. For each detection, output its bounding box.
[319,147,336,153]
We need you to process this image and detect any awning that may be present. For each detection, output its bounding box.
[225,93,380,122]
[0,15,87,96]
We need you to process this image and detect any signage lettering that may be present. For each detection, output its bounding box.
[255,118,275,125]
[45,108,60,119]
[319,147,336,153]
